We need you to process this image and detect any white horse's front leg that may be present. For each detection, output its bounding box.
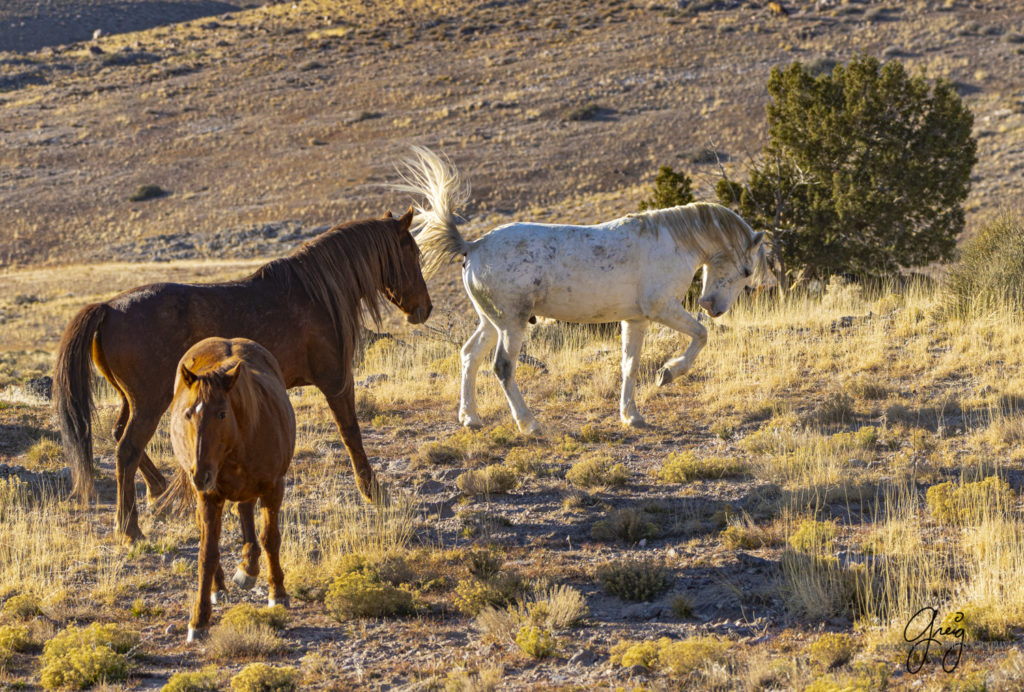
[493,324,541,435]
[648,302,708,386]
[459,319,497,428]
[620,319,649,426]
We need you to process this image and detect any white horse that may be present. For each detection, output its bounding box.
[396,147,772,434]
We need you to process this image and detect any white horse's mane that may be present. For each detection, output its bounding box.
[629,202,773,286]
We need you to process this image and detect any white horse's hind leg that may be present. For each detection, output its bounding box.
[459,318,498,428]
[492,324,541,435]
[619,319,649,426]
[648,302,708,386]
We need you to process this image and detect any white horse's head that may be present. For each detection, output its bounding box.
[697,230,767,318]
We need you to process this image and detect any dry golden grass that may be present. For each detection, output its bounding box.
[3,265,1024,687]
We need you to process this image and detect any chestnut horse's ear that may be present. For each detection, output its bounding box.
[222,363,243,391]
[398,206,414,232]
[384,210,394,218]
[180,363,198,388]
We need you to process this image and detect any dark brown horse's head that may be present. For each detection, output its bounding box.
[174,362,244,493]
[383,208,432,324]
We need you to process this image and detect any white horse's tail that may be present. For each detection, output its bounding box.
[393,146,471,276]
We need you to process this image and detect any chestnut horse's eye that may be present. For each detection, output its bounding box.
[184,409,193,420]
[218,410,227,420]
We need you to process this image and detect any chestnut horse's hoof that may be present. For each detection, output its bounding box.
[656,367,673,387]
[233,568,258,591]
[268,596,290,609]
[186,625,208,643]
[209,590,228,605]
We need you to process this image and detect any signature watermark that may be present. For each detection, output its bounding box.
[903,606,965,674]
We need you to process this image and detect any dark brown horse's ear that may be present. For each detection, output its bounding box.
[384,210,394,218]
[222,363,243,391]
[398,206,414,231]
[180,363,198,388]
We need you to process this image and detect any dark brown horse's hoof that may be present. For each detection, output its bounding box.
[268,595,290,609]
[656,367,673,387]
[209,590,228,605]
[186,624,208,643]
[232,568,258,590]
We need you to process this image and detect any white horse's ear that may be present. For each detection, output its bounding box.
[749,231,765,251]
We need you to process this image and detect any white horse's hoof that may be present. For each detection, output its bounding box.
[517,419,542,436]
[268,596,290,608]
[233,568,258,590]
[186,625,207,643]
[622,414,647,428]
[656,368,673,387]
[209,590,227,605]
[460,413,484,429]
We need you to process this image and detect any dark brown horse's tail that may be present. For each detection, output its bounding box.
[54,302,106,501]
[152,468,196,518]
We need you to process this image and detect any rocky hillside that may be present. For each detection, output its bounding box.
[1,0,1023,272]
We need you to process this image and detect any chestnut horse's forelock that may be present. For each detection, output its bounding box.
[251,218,418,363]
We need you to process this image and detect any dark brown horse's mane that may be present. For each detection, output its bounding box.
[251,218,416,359]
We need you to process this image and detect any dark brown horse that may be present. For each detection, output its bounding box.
[54,210,431,541]
[169,337,296,641]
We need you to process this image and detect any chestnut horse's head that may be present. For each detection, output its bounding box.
[383,208,432,324]
[175,362,244,493]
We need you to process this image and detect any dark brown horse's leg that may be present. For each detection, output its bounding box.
[188,493,223,642]
[232,501,260,590]
[321,379,382,503]
[112,397,167,503]
[260,481,288,607]
[114,404,163,542]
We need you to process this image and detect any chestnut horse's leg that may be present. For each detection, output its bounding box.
[114,402,164,542]
[232,501,260,590]
[319,374,383,503]
[188,493,224,642]
[260,481,288,607]
[112,397,167,503]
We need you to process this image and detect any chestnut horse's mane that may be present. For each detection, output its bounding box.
[250,218,416,359]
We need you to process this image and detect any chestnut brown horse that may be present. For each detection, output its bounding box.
[169,337,296,642]
[54,210,431,541]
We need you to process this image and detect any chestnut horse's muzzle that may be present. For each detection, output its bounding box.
[192,470,215,493]
[408,304,431,324]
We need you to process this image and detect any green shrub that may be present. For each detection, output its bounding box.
[0,623,32,662]
[503,447,548,477]
[230,663,300,692]
[721,524,780,550]
[590,507,660,543]
[456,464,517,496]
[515,625,557,659]
[466,548,503,581]
[566,454,629,489]
[162,666,221,692]
[324,569,416,621]
[657,451,748,482]
[597,559,672,602]
[610,636,730,678]
[806,632,858,669]
[609,638,660,668]
[220,604,289,632]
[658,636,731,679]
[639,165,695,211]
[717,55,976,279]
[453,574,526,616]
[789,519,839,554]
[26,438,63,467]
[2,593,42,620]
[417,442,466,467]
[669,594,694,619]
[947,211,1024,315]
[926,477,1015,525]
[40,623,139,690]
